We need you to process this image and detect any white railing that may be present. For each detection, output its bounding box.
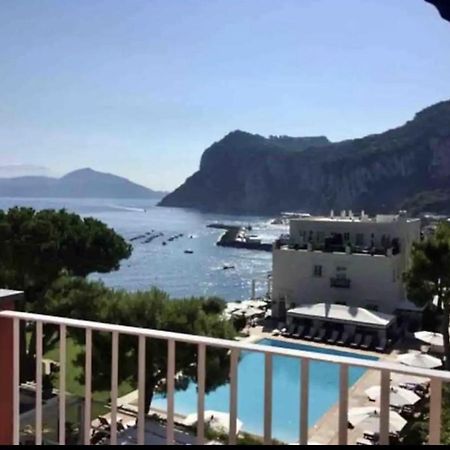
[1,310,450,445]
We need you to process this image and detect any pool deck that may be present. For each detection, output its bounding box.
[242,325,429,445]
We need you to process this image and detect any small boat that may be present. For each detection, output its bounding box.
[162,242,167,246]
[184,249,194,254]
[223,264,235,270]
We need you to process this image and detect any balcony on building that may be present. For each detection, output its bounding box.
[330,277,351,288]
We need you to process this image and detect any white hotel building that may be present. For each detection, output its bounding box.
[271,210,424,341]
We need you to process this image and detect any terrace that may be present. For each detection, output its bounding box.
[0,291,449,445]
[274,240,400,257]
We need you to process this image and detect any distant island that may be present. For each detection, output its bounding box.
[0,168,165,199]
[159,100,450,216]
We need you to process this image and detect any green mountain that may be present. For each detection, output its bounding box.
[0,168,165,199]
[159,100,450,215]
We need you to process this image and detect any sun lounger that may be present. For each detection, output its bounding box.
[356,438,375,446]
[289,323,297,336]
[314,328,327,342]
[399,381,427,397]
[361,334,373,350]
[304,327,317,340]
[327,329,339,344]
[400,404,415,417]
[375,338,387,352]
[292,325,304,339]
[282,323,296,337]
[337,331,351,346]
[350,333,363,348]
[363,431,379,442]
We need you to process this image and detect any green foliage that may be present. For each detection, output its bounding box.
[45,276,237,413]
[402,420,428,445]
[404,223,450,305]
[402,384,450,445]
[0,207,131,304]
[0,207,132,381]
[42,331,133,419]
[231,314,247,332]
[404,222,450,368]
[201,296,227,315]
[442,384,450,445]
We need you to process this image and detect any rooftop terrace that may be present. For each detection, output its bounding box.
[290,210,419,224]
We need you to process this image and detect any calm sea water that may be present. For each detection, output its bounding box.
[0,198,286,300]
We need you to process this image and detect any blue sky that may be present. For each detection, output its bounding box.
[1,0,449,191]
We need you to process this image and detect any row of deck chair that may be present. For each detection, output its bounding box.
[281,324,390,352]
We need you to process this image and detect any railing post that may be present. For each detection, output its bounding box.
[338,364,349,445]
[299,359,309,446]
[379,369,390,445]
[229,349,239,445]
[0,290,23,445]
[429,378,443,445]
[264,353,273,445]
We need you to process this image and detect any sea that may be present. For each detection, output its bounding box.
[0,198,287,301]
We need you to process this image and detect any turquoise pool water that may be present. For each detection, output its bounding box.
[152,339,378,443]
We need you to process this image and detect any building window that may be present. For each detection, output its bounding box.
[343,232,350,243]
[313,265,322,277]
[356,233,364,246]
[316,231,325,243]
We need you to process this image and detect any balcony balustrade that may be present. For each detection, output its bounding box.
[0,299,449,445]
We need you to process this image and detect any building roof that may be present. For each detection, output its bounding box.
[287,303,395,328]
[396,299,427,312]
[290,212,419,224]
[0,289,23,304]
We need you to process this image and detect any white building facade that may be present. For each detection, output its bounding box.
[271,210,422,325]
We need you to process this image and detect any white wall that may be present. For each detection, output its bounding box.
[272,247,406,316]
[289,217,420,259]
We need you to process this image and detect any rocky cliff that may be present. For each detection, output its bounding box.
[426,0,450,22]
[159,101,450,215]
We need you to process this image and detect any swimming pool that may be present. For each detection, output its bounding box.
[152,339,378,443]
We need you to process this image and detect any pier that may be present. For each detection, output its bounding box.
[215,227,272,252]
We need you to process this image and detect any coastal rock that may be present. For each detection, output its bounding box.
[159,100,450,215]
[426,0,450,22]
